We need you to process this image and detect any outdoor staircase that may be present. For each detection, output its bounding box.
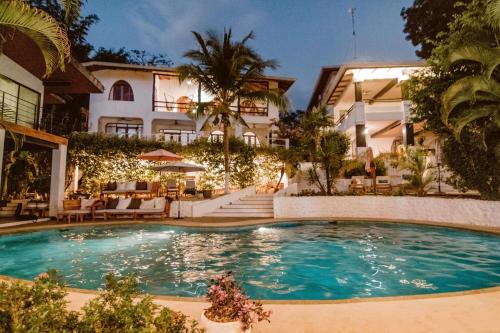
[207,194,274,218]
[0,199,27,218]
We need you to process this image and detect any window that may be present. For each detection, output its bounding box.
[209,130,224,143]
[105,123,143,138]
[243,131,260,147]
[109,80,134,101]
[0,74,40,128]
[159,129,197,144]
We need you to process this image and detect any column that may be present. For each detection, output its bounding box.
[401,100,414,146]
[234,124,243,139]
[354,81,367,155]
[0,129,4,189]
[49,144,67,217]
[142,119,152,139]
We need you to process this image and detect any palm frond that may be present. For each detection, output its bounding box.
[59,0,80,24]
[487,0,500,30]
[450,105,498,140]
[0,0,70,77]
[441,76,500,124]
[448,46,500,79]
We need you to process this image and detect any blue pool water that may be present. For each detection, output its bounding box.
[0,222,499,300]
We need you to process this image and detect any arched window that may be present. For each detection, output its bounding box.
[176,96,192,113]
[109,80,134,101]
[209,130,224,143]
[243,131,260,147]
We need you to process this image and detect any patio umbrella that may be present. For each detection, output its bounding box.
[139,149,183,196]
[150,162,206,219]
[138,149,183,161]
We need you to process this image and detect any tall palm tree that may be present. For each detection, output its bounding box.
[441,0,500,143]
[178,29,287,193]
[0,0,72,77]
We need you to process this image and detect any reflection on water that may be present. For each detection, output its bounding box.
[0,222,499,300]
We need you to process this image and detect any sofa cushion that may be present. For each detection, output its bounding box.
[127,198,142,209]
[135,209,163,214]
[124,182,136,191]
[106,198,119,209]
[116,198,132,210]
[136,181,148,190]
[154,197,167,210]
[104,182,117,191]
[80,198,95,209]
[140,199,156,210]
[116,182,127,191]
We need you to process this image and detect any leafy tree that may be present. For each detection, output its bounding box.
[307,131,350,195]
[0,0,71,76]
[27,0,98,62]
[397,147,435,196]
[401,0,472,58]
[405,0,500,199]
[178,28,287,193]
[92,47,174,66]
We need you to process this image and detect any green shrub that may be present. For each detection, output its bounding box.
[0,271,203,333]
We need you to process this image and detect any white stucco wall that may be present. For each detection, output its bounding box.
[273,196,500,227]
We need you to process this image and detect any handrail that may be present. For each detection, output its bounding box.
[153,100,268,116]
[335,104,355,126]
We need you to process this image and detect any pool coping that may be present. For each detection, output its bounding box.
[0,217,500,305]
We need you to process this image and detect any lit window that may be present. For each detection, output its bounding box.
[109,80,134,101]
[243,132,260,147]
[105,123,142,138]
[209,130,224,143]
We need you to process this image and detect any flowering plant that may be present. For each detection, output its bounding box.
[204,272,271,330]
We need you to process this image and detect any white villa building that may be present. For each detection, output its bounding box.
[83,62,295,148]
[308,61,429,157]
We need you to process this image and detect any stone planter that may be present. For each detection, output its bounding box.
[200,312,250,333]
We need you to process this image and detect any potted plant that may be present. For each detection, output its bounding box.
[197,174,217,199]
[200,272,271,333]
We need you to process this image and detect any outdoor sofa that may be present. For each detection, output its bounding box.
[56,198,99,223]
[100,181,160,198]
[94,197,169,220]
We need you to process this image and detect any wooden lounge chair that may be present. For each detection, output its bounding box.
[349,176,366,194]
[57,198,97,223]
[183,180,196,196]
[166,180,179,196]
[375,176,392,194]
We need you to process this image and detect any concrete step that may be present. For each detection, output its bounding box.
[222,203,273,209]
[239,197,273,202]
[0,211,15,217]
[213,208,273,214]
[207,211,273,218]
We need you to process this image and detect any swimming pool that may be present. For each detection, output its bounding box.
[0,222,499,300]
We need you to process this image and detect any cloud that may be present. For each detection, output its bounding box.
[128,0,267,62]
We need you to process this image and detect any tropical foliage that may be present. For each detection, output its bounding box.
[0,0,71,76]
[404,0,500,199]
[0,271,203,333]
[177,29,287,193]
[397,147,435,196]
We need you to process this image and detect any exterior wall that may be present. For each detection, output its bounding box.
[273,196,500,227]
[0,55,44,96]
[87,68,280,145]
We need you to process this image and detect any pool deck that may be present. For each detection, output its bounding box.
[1,218,500,332]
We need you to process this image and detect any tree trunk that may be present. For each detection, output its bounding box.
[274,163,285,193]
[223,124,230,194]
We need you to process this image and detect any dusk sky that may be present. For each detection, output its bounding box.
[83,0,418,110]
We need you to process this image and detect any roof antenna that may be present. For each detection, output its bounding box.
[348,7,357,60]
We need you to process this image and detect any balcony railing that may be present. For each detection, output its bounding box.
[153,100,268,116]
[0,89,40,128]
[268,137,289,149]
[335,104,355,127]
[153,131,199,145]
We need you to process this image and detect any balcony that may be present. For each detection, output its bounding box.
[153,100,268,117]
[0,89,40,129]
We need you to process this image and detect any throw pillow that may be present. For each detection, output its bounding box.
[116,198,132,210]
[127,198,142,209]
[80,198,95,209]
[140,199,156,210]
[125,182,136,191]
[106,198,119,209]
[154,197,166,210]
[116,182,127,191]
[136,181,148,190]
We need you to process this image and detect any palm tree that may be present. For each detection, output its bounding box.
[398,148,435,196]
[178,29,287,193]
[0,0,72,77]
[441,0,500,143]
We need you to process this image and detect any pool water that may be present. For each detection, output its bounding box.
[0,222,499,300]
